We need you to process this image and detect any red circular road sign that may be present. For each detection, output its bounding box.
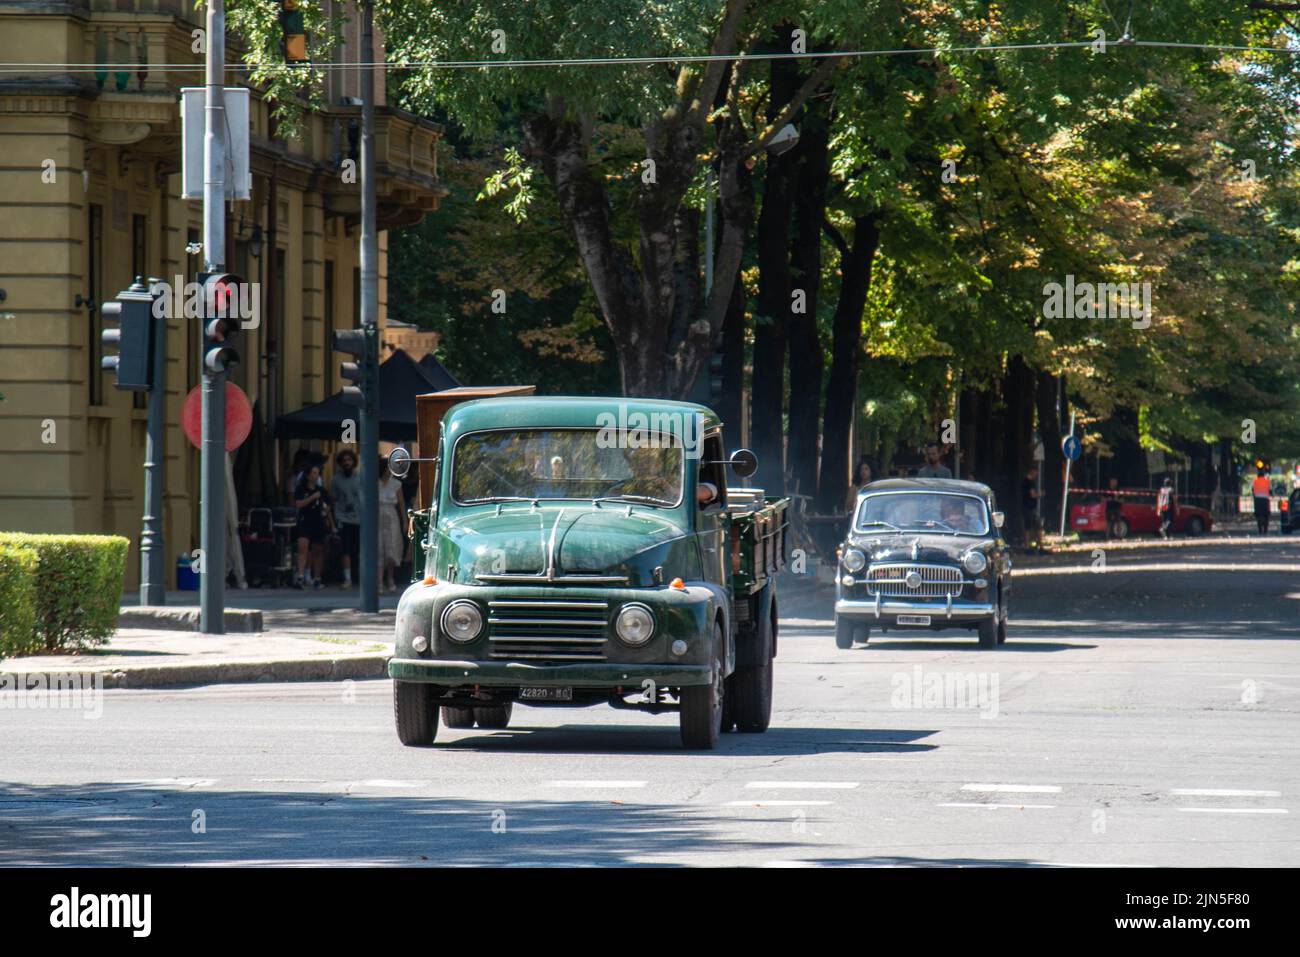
[183,382,253,451]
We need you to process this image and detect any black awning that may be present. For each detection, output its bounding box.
[274,347,460,443]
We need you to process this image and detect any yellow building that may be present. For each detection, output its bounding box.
[0,0,444,589]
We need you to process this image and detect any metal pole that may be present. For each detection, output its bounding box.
[1058,410,1076,537]
[140,278,167,605]
[200,0,226,633]
[359,0,380,613]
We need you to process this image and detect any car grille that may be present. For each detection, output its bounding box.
[865,564,964,599]
[487,599,609,662]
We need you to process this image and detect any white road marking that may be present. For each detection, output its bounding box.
[548,780,647,789]
[744,781,859,790]
[1177,807,1288,814]
[938,802,1057,810]
[358,780,426,788]
[724,800,834,807]
[110,778,217,789]
[762,860,822,868]
[1170,788,1281,797]
[961,783,1062,794]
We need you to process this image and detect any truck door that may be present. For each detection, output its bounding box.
[696,431,728,586]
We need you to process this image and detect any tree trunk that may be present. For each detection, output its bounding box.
[1034,371,1064,526]
[816,212,881,514]
[786,108,829,503]
[749,39,800,492]
[1000,355,1035,545]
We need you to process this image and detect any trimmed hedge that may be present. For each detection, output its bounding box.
[0,533,128,653]
[0,543,40,657]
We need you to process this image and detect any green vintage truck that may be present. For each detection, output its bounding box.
[387,396,788,750]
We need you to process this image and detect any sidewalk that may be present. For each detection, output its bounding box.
[1,597,396,690]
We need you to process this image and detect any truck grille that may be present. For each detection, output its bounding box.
[487,600,609,662]
[865,564,964,599]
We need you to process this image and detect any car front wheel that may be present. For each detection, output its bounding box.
[835,615,857,649]
[978,614,999,649]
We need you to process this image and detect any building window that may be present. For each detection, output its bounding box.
[88,204,103,406]
[132,214,148,409]
[324,260,335,390]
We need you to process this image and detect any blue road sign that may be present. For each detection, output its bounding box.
[1062,434,1082,461]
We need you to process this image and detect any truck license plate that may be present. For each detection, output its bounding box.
[896,615,931,626]
[519,687,573,701]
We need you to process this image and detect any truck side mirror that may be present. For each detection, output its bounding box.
[388,446,412,478]
[992,510,1005,529]
[729,448,758,478]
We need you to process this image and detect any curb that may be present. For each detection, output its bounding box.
[117,607,264,633]
[2,653,390,690]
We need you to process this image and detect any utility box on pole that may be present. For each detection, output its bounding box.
[181,87,251,201]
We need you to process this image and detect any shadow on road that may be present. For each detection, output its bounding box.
[430,723,939,756]
[0,779,849,867]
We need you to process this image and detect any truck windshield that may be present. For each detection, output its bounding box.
[856,492,989,535]
[452,429,684,506]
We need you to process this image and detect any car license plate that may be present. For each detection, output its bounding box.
[896,615,931,626]
[1075,518,1089,525]
[519,686,572,701]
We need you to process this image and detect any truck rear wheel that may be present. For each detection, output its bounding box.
[441,706,475,729]
[394,680,438,746]
[732,599,776,733]
[474,703,513,729]
[680,623,724,750]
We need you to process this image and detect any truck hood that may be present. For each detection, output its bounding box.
[442,506,690,584]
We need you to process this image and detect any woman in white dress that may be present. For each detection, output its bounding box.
[378,455,406,592]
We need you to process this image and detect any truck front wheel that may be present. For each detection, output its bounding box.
[680,622,724,750]
[732,600,775,733]
[394,680,439,746]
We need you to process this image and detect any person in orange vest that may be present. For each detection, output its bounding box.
[1157,478,1175,539]
[1252,467,1272,534]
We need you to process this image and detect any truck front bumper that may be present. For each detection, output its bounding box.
[388,658,713,688]
[835,598,995,621]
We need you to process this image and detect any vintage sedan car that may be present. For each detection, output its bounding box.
[834,478,1012,650]
[1068,491,1213,538]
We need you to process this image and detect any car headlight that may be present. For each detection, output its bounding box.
[440,600,483,643]
[615,603,655,646]
[962,551,987,574]
[842,548,866,573]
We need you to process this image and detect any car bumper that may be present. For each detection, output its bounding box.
[388,658,714,688]
[835,598,995,621]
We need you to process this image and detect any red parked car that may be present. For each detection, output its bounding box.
[1069,491,1213,539]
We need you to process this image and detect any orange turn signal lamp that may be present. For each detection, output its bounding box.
[422,574,438,586]
[670,577,686,590]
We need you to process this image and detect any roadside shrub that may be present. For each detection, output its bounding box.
[0,533,128,652]
[0,543,40,657]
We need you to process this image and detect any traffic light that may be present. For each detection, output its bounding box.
[708,338,724,404]
[332,325,377,408]
[101,278,157,391]
[199,272,242,374]
[280,0,309,64]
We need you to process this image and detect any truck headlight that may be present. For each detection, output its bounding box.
[842,548,866,572]
[615,603,655,646]
[963,551,987,574]
[440,600,483,642]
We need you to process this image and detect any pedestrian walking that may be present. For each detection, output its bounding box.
[917,440,952,478]
[1157,477,1175,539]
[293,462,334,589]
[846,458,874,515]
[378,455,406,593]
[1252,467,1272,534]
[331,449,361,589]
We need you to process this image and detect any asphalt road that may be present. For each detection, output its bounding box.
[3,539,1298,867]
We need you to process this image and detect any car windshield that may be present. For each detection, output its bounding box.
[856,492,989,535]
[452,428,684,506]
